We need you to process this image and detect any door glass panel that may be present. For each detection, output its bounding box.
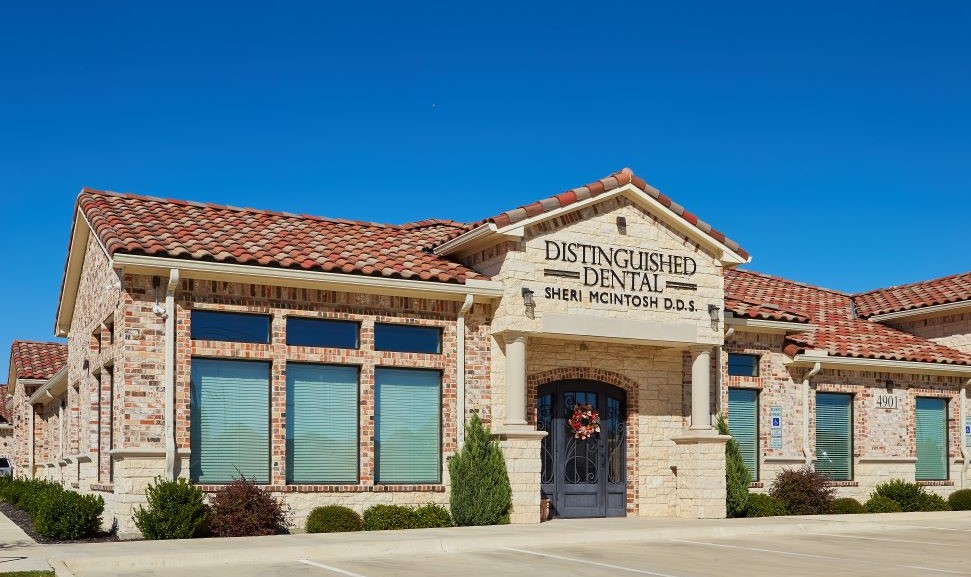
[564,391,598,484]
[606,396,625,484]
[537,394,554,485]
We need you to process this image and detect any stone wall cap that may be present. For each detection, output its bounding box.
[856,456,918,463]
[671,433,732,445]
[763,456,807,463]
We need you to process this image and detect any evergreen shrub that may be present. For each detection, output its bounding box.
[865,495,902,513]
[745,494,788,517]
[305,505,363,533]
[134,477,207,539]
[948,489,971,511]
[448,414,512,526]
[716,414,751,518]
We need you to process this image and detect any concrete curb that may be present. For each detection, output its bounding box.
[51,511,971,574]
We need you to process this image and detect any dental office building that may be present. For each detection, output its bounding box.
[7,168,971,534]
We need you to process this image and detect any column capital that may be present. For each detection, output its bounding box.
[502,331,529,345]
[688,345,713,354]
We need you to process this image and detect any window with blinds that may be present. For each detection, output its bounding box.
[374,368,441,483]
[727,388,758,480]
[190,358,270,483]
[286,364,359,484]
[815,393,852,481]
[916,397,948,481]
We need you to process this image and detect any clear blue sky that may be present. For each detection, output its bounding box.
[1,1,969,371]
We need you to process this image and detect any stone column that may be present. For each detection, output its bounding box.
[672,345,729,518]
[503,332,528,428]
[496,331,545,524]
[689,347,713,432]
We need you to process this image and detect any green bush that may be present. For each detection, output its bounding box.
[134,477,207,540]
[948,489,971,511]
[830,497,865,514]
[717,414,751,518]
[745,494,788,517]
[448,414,512,526]
[414,504,453,528]
[363,505,420,531]
[20,481,65,519]
[916,492,951,512]
[873,479,925,512]
[306,505,363,533]
[32,491,104,540]
[865,494,903,513]
[207,477,290,537]
[769,467,835,515]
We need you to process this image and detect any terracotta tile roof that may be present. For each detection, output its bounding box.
[10,341,68,381]
[482,168,749,260]
[724,297,811,323]
[726,269,971,366]
[854,270,971,318]
[0,384,8,423]
[78,190,484,284]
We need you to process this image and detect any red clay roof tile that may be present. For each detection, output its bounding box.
[10,341,67,381]
[854,270,971,318]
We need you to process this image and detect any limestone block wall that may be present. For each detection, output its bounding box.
[886,312,971,355]
[500,436,543,524]
[673,437,728,518]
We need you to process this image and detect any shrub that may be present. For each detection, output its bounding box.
[717,414,751,518]
[363,505,420,531]
[20,481,65,519]
[830,497,865,515]
[32,491,104,540]
[134,477,207,540]
[769,467,835,515]
[746,494,788,517]
[448,414,512,526]
[873,479,925,512]
[865,494,903,513]
[414,504,453,528]
[948,489,971,511]
[305,505,363,533]
[207,477,290,537]
[916,492,951,512]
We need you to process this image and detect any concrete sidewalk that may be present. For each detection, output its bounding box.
[45,511,971,576]
[0,511,53,574]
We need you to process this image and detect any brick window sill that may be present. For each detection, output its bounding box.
[194,484,446,493]
[90,483,115,493]
[917,480,954,487]
[823,481,859,487]
[748,482,764,489]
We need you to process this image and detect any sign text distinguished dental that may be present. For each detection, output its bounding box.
[542,240,700,311]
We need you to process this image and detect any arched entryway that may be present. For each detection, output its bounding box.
[537,380,627,518]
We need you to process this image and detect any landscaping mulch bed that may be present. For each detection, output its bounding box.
[0,501,118,544]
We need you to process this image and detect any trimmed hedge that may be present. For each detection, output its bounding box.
[414,504,453,528]
[0,477,104,540]
[306,505,363,533]
[830,497,865,515]
[948,489,971,511]
[746,494,788,517]
[134,477,208,540]
[873,479,924,512]
[363,505,420,530]
[916,493,951,512]
[865,494,902,513]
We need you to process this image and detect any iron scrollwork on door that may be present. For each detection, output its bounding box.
[564,391,598,484]
[537,394,554,485]
[607,396,626,484]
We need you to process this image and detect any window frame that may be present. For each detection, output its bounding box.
[727,353,760,377]
[814,392,854,482]
[915,396,949,482]
[373,366,443,484]
[285,317,360,350]
[285,362,360,484]
[190,310,271,344]
[373,323,443,354]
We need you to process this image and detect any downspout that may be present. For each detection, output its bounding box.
[803,362,822,466]
[456,294,474,449]
[164,269,180,481]
[961,379,970,489]
[717,326,736,417]
[28,401,35,479]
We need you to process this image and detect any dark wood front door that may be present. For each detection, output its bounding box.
[537,380,627,518]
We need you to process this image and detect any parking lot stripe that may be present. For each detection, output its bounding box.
[808,532,959,547]
[906,525,971,533]
[501,547,686,577]
[671,539,965,575]
[299,558,371,577]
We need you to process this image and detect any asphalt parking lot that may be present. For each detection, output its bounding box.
[82,515,971,577]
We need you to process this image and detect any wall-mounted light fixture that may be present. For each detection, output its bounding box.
[885,379,894,393]
[151,276,167,317]
[522,287,535,309]
[616,216,627,234]
[708,304,721,323]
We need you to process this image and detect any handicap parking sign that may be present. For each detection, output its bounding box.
[771,417,781,427]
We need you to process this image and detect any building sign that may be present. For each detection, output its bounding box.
[541,241,700,311]
[770,405,783,449]
[875,394,898,410]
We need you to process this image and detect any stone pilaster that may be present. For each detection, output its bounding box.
[497,430,546,524]
[671,433,730,518]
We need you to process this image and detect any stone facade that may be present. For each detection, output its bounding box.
[886,312,971,355]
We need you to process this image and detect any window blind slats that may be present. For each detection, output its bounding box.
[916,397,948,481]
[728,389,758,480]
[190,359,270,483]
[375,368,440,483]
[815,393,852,481]
[286,364,358,483]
